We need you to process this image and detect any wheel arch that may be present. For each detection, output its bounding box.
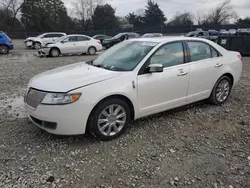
[87,94,135,125]
[88,46,97,51]
[49,47,61,55]
[221,73,234,86]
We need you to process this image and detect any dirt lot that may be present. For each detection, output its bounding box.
[0,40,249,188]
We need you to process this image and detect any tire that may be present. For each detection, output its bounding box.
[87,98,131,141]
[209,76,232,105]
[0,45,9,54]
[49,48,60,57]
[88,46,97,55]
[33,42,41,49]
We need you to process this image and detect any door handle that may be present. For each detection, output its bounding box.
[214,63,223,68]
[177,71,188,76]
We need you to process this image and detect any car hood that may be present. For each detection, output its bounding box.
[28,62,121,92]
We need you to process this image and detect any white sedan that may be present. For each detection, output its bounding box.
[24,37,242,140]
[38,34,103,57]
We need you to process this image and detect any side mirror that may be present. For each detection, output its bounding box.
[41,36,44,39]
[148,64,163,73]
[61,41,65,43]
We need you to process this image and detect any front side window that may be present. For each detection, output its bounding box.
[150,42,184,68]
[43,34,53,38]
[91,41,157,71]
[62,36,77,43]
[187,41,211,62]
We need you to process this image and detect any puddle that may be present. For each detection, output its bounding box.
[0,96,27,119]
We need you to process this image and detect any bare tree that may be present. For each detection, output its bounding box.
[196,0,238,25]
[1,0,23,31]
[74,0,104,21]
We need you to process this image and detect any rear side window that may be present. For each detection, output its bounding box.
[187,41,212,62]
[211,47,219,58]
[52,34,64,37]
[77,36,90,41]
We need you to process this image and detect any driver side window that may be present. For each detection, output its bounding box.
[150,42,184,68]
[62,36,77,43]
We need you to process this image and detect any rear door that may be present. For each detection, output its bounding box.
[186,41,224,103]
[76,36,91,53]
[43,34,54,45]
[59,36,78,54]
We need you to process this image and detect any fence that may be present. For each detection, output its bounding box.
[5,24,250,39]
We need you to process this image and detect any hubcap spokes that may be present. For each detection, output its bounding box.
[216,80,230,102]
[98,105,126,136]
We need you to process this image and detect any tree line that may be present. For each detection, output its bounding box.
[0,0,250,33]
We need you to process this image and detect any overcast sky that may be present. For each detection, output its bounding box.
[63,0,250,20]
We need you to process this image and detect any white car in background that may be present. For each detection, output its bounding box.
[38,34,102,57]
[24,32,66,49]
[24,37,242,140]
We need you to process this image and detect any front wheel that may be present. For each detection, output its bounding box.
[87,98,131,141]
[209,76,232,105]
[50,48,60,57]
[33,42,41,49]
[0,45,9,54]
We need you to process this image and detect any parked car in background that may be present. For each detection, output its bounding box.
[236,28,250,36]
[186,31,218,41]
[24,32,66,49]
[38,34,102,57]
[92,35,111,45]
[141,33,163,38]
[228,29,237,35]
[102,32,140,49]
[25,37,242,140]
[0,31,13,54]
[220,29,228,35]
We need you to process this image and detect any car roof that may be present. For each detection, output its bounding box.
[65,34,91,37]
[130,36,210,43]
[44,32,66,34]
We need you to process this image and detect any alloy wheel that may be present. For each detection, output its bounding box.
[51,49,59,57]
[215,79,230,102]
[97,104,127,136]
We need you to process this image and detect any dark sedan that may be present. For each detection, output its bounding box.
[92,35,111,45]
[102,32,140,49]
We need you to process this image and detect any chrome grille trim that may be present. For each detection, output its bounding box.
[25,88,47,109]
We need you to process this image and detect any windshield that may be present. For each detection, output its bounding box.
[113,33,124,39]
[186,32,197,37]
[54,35,68,43]
[90,41,158,71]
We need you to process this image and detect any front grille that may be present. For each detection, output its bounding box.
[25,88,46,109]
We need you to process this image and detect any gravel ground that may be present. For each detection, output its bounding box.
[0,40,249,188]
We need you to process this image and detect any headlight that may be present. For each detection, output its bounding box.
[41,93,81,105]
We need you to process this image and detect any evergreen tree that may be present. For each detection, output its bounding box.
[144,0,166,26]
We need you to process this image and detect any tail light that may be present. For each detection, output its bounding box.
[97,40,101,44]
[238,54,242,61]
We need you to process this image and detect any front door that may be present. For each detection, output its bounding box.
[59,36,78,54]
[137,42,190,117]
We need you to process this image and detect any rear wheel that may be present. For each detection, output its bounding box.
[0,45,9,54]
[33,42,41,49]
[87,98,131,141]
[209,76,232,105]
[88,47,96,55]
[50,48,60,57]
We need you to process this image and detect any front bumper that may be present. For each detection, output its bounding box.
[38,48,50,56]
[24,101,91,135]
